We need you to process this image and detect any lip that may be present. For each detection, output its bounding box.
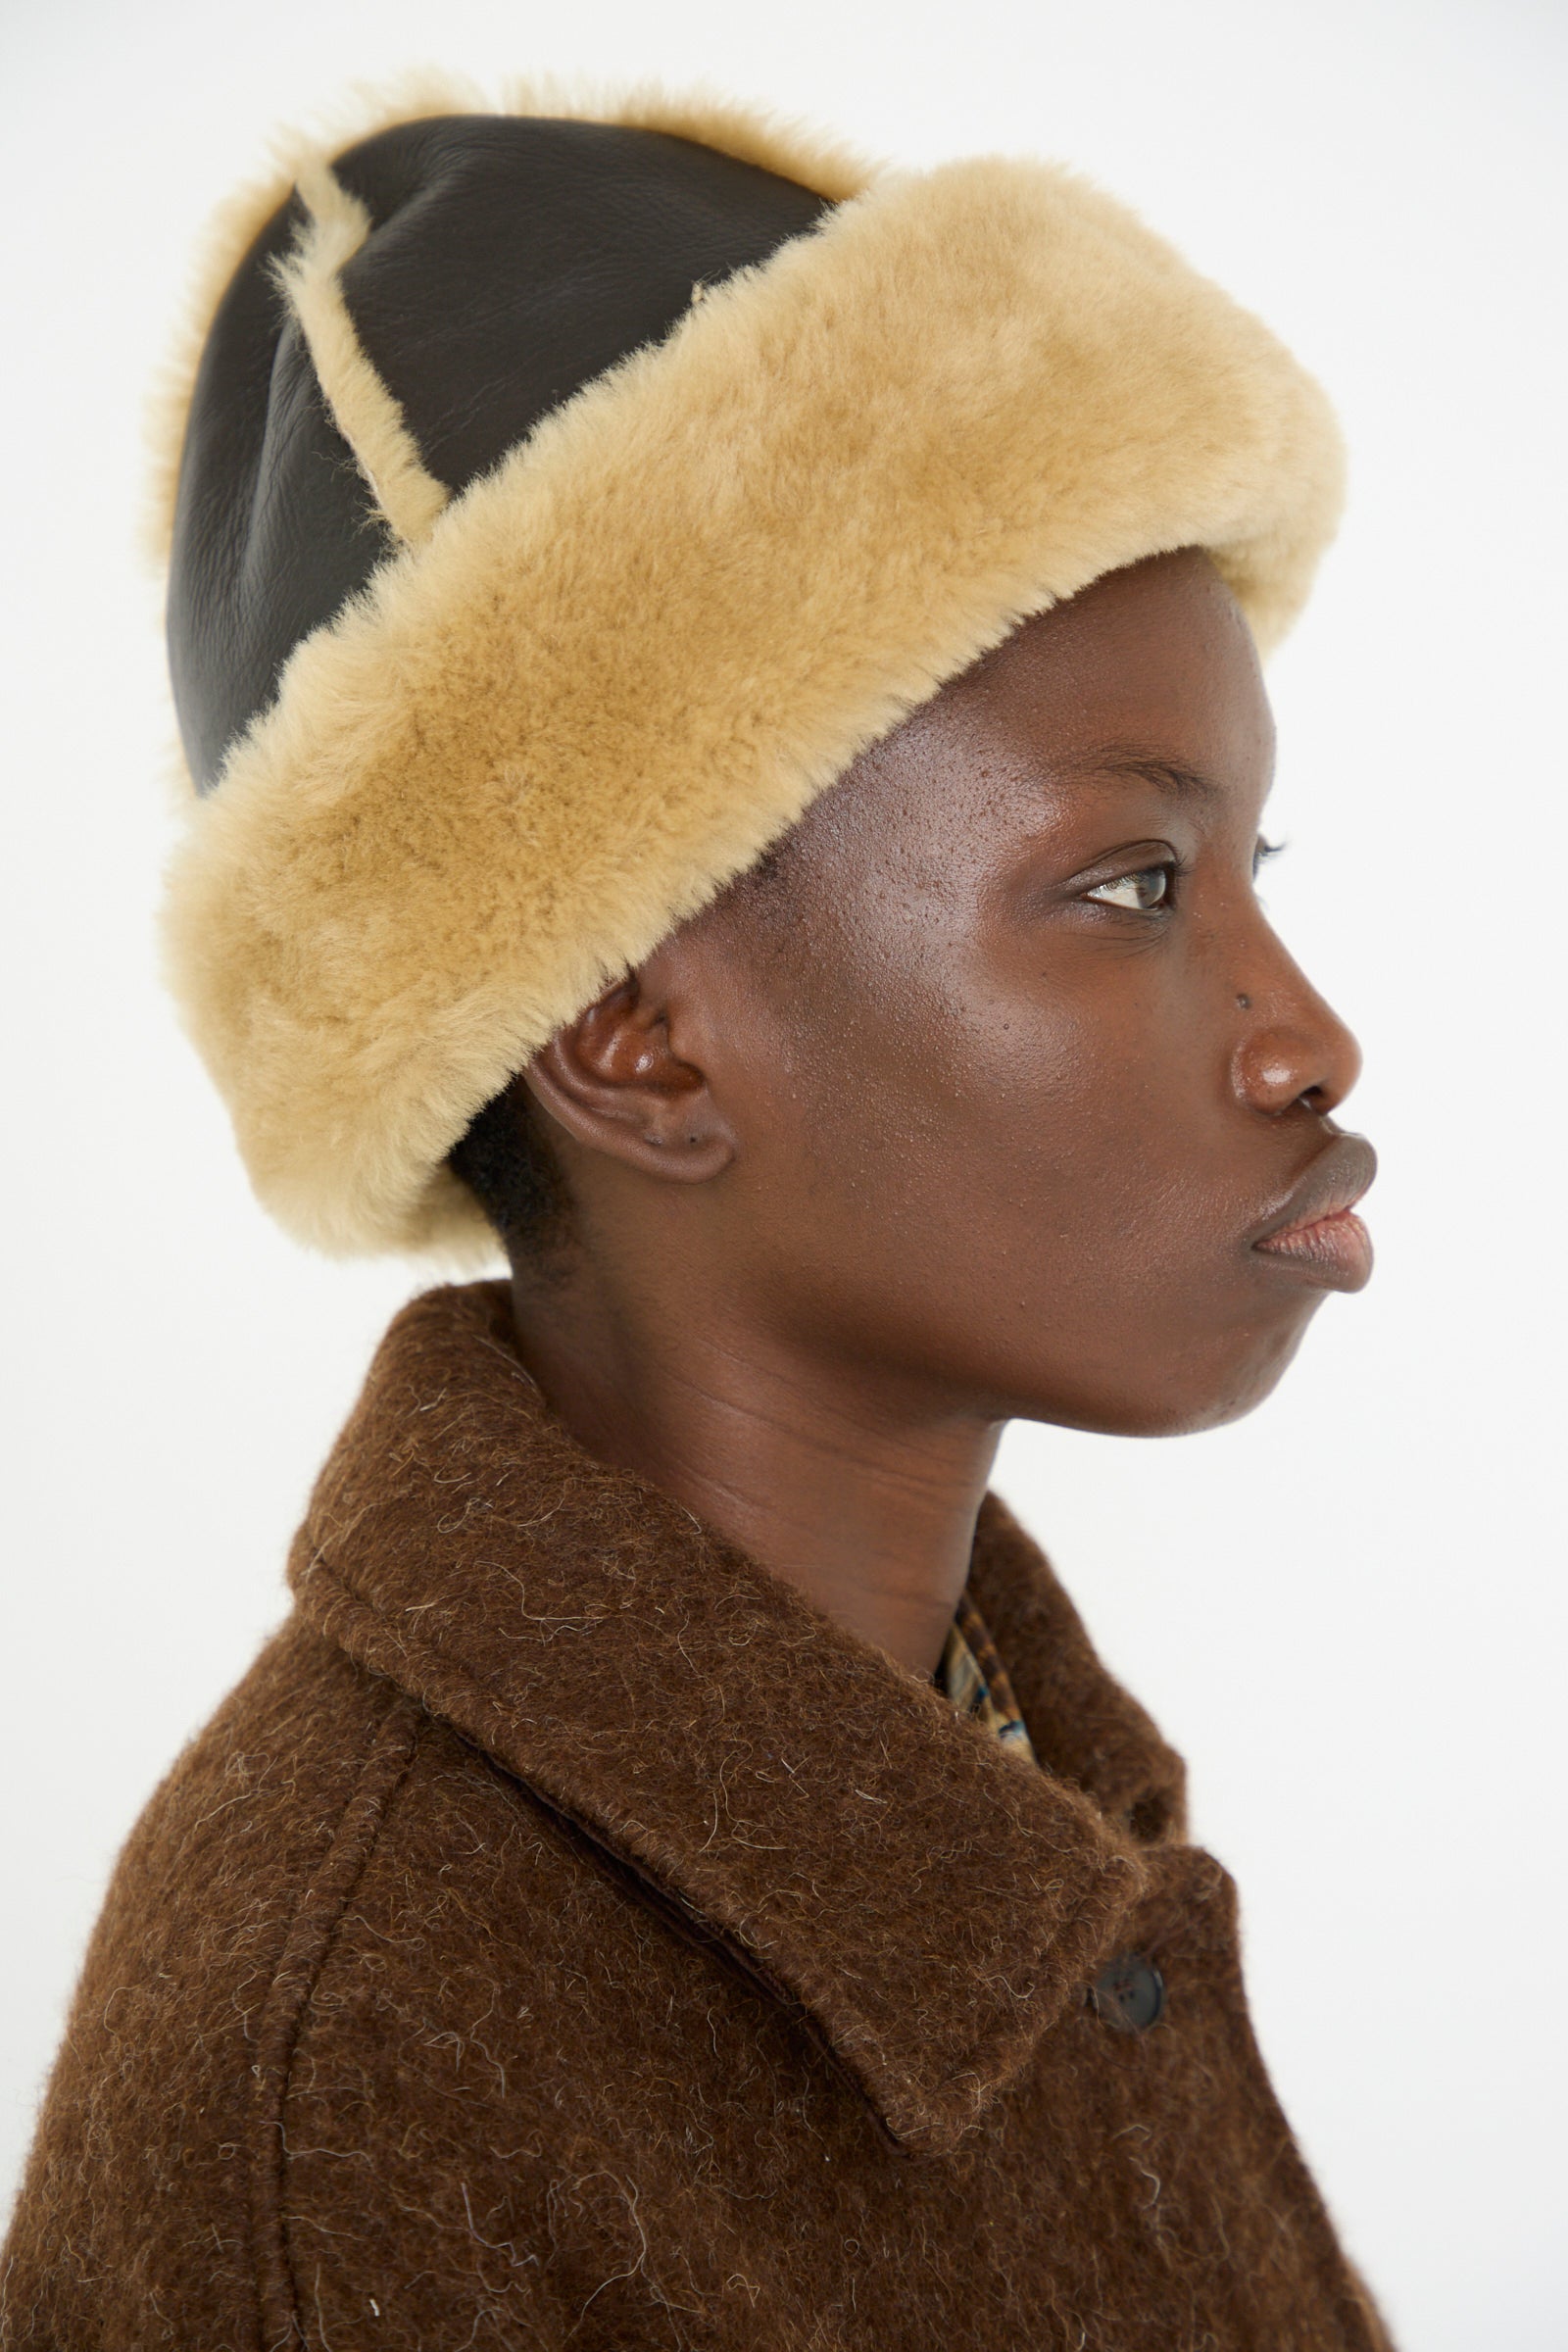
[1250,1132,1377,1293]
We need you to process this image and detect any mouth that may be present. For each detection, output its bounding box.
[1250,1132,1377,1293]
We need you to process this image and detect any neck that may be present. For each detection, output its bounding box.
[505,1264,1001,1678]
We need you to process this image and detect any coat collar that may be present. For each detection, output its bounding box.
[289,1282,1186,2156]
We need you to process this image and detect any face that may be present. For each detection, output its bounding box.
[531,548,1374,1438]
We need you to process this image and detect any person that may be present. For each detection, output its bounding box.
[0,82,1389,2347]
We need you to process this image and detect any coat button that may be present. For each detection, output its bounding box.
[1089,1950,1165,2033]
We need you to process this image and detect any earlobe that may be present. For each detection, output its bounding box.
[523,975,736,1183]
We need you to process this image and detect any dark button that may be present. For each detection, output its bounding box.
[1088,1950,1166,2034]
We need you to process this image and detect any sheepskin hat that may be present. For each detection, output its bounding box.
[156,80,1345,1258]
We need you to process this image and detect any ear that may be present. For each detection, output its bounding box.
[522,962,736,1184]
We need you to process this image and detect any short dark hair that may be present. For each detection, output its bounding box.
[449,1083,574,1261]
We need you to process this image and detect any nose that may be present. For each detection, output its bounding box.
[1230,953,1362,1118]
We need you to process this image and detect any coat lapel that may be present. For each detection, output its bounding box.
[289,1282,1175,2155]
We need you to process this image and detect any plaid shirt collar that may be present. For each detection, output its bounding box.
[937,1586,1038,1765]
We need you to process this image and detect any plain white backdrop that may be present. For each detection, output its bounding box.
[2,1,1564,2343]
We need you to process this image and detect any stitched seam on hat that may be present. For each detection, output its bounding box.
[271,161,450,548]
[144,77,875,574]
[250,1685,421,2348]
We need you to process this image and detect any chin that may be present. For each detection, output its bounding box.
[1012,1312,1317,1439]
[1163,1320,1318,1436]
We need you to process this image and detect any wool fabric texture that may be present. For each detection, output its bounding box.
[153,83,1346,1259]
[2,1283,1394,2348]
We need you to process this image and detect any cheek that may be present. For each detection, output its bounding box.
[930,1000,1325,1427]
[847,982,1278,1312]
[720,932,1322,1429]
[746,958,1171,1290]
[929,980,1207,1232]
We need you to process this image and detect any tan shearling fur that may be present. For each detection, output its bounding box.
[140,71,486,571]
[273,163,451,548]
[497,74,879,205]
[142,79,875,571]
[160,112,1345,1259]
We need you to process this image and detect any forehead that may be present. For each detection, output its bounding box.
[784,548,1275,893]
[941,548,1274,785]
[726,548,1276,931]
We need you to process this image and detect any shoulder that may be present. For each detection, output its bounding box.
[0,1616,421,2343]
[2,1615,618,2346]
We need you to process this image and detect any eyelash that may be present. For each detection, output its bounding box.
[1083,837,1285,914]
[1084,860,1180,912]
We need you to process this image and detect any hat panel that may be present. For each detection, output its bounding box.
[167,114,832,798]
[330,116,832,496]
[168,195,397,790]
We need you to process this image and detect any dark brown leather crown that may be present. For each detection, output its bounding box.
[168,115,831,791]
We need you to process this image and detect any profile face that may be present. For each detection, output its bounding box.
[666,546,1375,1438]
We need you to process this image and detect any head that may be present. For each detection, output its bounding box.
[452,545,1373,1439]
[160,96,1348,1298]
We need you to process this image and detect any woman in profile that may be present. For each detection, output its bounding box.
[2,83,1387,2348]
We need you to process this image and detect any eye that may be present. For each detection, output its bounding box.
[1085,864,1173,911]
[1253,835,1285,878]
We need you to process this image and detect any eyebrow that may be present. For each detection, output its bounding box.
[1075,748,1223,804]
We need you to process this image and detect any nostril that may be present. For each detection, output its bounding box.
[1233,1022,1348,1118]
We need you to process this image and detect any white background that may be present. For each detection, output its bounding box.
[2,2,1564,2343]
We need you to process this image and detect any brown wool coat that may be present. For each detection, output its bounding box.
[2,1284,1391,2349]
